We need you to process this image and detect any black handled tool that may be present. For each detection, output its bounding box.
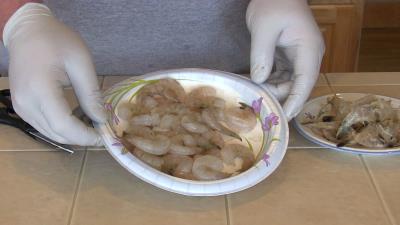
[0,89,74,153]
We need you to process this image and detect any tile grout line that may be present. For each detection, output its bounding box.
[66,149,88,225]
[224,195,231,225]
[359,155,398,225]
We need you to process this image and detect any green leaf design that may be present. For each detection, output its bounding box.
[245,138,254,152]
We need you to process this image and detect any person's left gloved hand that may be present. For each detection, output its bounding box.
[246,0,325,120]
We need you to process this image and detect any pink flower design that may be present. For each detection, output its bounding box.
[112,138,123,147]
[262,112,279,131]
[112,114,120,125]
[104,102,120,125]
[251,97,263,115]
[104,102,113,111]
[263,154,270,166]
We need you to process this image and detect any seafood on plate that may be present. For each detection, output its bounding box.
[115,79,259,181]
[302,94,400,148]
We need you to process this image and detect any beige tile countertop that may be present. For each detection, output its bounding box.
[0,72,399,225]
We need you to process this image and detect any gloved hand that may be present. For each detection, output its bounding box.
[3,3,105,146]
[246,0,325,120]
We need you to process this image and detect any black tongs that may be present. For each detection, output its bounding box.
[0,89,74,153]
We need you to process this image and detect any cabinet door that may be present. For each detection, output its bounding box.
[311,5,363,72]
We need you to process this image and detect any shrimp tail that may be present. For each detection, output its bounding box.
[220,125,242,141]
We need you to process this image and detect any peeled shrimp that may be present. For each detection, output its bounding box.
[203,148,222,158]
[224,105,257,133]
[169,135,202,155]
[125,134,170,155]
[141,96,159,110]
[181,114,209,133]
[133,148,164,170]
[192,155,228,181]
[187,86,226,109]
[116,79,263,180]
[201,108,241,140]
[136,79,186,106]
[201,131,225,149]
[221,144,255,172]
[162,154,194,179]
[117,102,133,120]
[124,125,153,136]
[153,114,180,132]
[130,113,160,127]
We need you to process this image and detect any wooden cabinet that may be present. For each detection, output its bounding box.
[310,1,364,72]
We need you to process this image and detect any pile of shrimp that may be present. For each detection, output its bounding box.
[303,95,400,148]
[116,79,258,181]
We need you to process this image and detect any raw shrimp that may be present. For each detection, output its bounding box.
[133,148,164,170]
[201,131,225,149]
[195,135,215,150]
[224,104,257,133]
[116,79,266,181]
[124,125,153,136]
[151,103,189,116]
[201,108,241,140]
[187,86,226,109]
[153,114,180,132]
[140,96,159,110]
[136,79,186,107]
[180,134,197,146]
[162,154,194,179]
[192,155,229,181]
[188,86,217,99]
[117,102,133,120]
[125,134,170,155]
[181,114,209,133]
[130,113,160,127]
[204,149,222,158]
[221,144,255,172]
[169,135,202,155]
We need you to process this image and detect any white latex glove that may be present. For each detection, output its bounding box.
[3,3,105,146]
[246,0,325,120]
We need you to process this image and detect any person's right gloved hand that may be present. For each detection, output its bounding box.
[3,3,106,146]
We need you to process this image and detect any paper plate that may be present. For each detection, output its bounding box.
[294,93,400,155]
[95,68,288,196]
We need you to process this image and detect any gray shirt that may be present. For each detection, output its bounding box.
[0,0,251,76]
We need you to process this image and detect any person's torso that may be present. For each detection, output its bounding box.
[1,0,251,76]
